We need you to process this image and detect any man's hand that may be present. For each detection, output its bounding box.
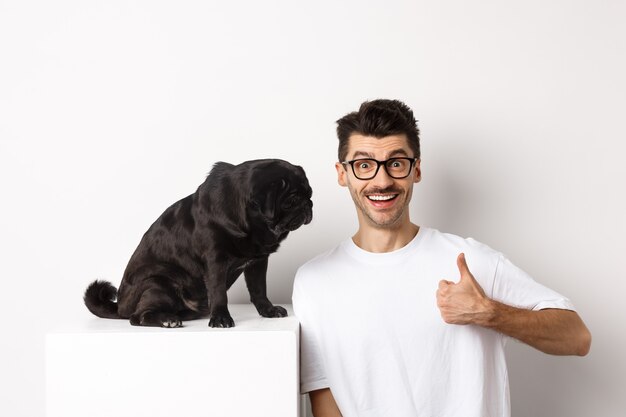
[436,253,494,325]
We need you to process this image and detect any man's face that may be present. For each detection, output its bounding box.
[335,134,421,229]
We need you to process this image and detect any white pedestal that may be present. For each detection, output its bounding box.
[46,304,300,417]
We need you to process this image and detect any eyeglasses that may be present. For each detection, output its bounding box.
[341,157,418,180]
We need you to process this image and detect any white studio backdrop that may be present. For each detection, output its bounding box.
[1,1,624,416]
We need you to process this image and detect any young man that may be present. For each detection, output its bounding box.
[291,99,591,417]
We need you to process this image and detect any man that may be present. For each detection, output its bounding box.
[291,99,591,417]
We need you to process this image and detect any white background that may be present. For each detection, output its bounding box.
[1,1,625,416]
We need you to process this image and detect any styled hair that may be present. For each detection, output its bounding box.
[336,99,420,162]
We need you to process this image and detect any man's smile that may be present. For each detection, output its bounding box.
[366,194,397,201]
[364,192,400,208]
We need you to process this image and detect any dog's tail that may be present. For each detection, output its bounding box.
[83,280,121,319]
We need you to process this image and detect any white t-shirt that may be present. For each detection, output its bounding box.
[292,227,575,417]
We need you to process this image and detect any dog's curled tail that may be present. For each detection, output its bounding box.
[83,280,120,319]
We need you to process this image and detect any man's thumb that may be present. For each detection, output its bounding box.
[457,253,472,280]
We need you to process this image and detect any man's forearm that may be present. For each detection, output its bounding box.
[437,253,592,356]
[310,388,343,417]
[476,301,591,356]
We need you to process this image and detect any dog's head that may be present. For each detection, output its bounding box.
[247,159,313,235]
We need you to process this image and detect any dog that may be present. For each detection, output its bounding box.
[84,159,313,328]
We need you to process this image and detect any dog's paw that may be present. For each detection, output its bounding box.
[259,305,288,318]
[130,312,183,328]
[209,313,235,328]
[161,319,182,328]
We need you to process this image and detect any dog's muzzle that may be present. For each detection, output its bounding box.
[280,200,313,233]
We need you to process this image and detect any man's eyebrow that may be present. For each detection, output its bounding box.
[352,151,375,159]
[351,149,409,159]
[388,149,409,157]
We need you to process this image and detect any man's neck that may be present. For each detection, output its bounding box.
[352,222,420,253]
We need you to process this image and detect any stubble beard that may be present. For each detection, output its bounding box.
[348,185,411,229]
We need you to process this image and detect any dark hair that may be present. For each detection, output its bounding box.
[336,99,420,162]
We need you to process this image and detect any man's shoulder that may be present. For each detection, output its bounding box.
[419,228,504,276]
[297,241,346,274]
[424,227,501,257]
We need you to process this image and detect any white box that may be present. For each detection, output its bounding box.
[46,304,300,417]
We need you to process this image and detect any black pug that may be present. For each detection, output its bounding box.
[84,159,313,328]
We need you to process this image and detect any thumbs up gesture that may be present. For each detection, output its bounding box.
[436,253,494,325]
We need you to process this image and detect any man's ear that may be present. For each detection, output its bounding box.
[335,162,348,187]
[413,159,422,183]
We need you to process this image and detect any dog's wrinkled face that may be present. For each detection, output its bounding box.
[249,161,313,235]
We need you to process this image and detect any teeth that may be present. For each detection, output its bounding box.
[367,194,396,201]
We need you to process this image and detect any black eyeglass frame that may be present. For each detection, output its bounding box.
[341,157,418,180]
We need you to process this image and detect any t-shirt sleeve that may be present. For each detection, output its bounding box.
[491,254,576,312]
[292,269,330,394]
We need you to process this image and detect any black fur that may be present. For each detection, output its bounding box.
[84,159,313,328]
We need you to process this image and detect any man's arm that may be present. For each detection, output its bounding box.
[436,253,592,356]
[309,388,343,417]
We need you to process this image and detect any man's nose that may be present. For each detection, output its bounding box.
[369,165,395,188]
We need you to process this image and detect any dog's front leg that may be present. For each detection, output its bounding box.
[205,263,235,328]
[244,257,288,318]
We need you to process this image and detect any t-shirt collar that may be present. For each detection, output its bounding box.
[341,226,428,265]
